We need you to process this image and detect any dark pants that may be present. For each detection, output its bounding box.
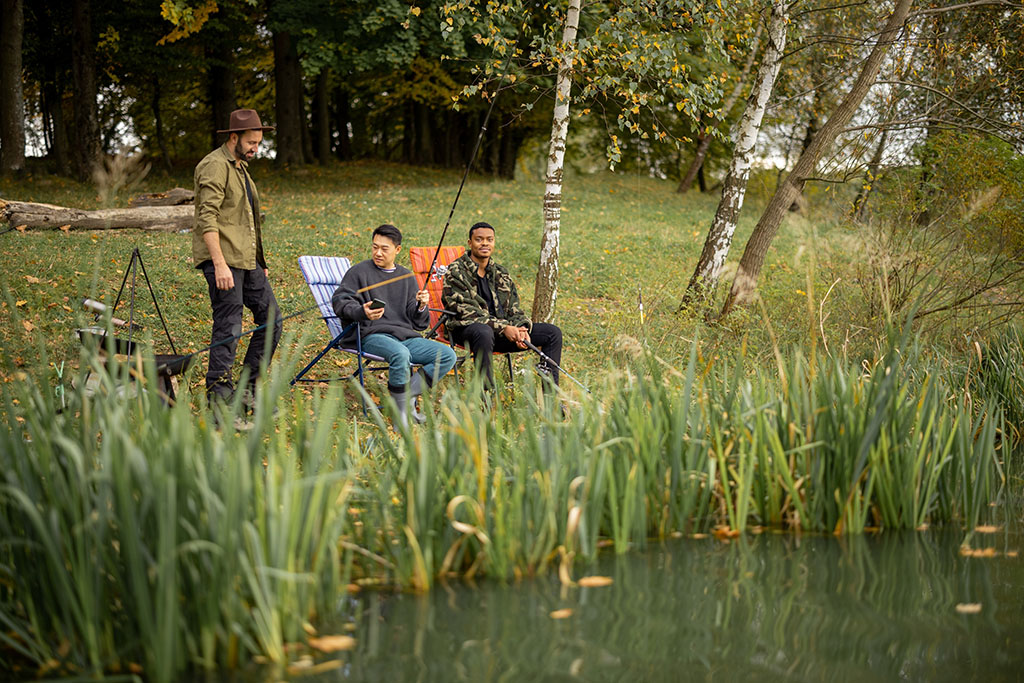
[200,262,282,401]
[453,322,563,389]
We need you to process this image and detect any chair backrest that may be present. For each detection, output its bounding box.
[297,255,352,339]
[408,246,465,342]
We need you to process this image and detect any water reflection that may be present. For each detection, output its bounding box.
[315,530,1022,681]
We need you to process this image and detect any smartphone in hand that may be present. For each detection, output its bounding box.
[369,298,386,310]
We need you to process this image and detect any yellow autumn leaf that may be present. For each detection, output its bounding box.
[410,6,421,16]
[15,300,27,307]
[577,576,613,588]
[25,275,41,284]
[550,608,573,619]
[308,635,356,652]
[22,320,35,332]
[955,603,982,614]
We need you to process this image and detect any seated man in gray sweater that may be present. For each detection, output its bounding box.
[332,224,457,426]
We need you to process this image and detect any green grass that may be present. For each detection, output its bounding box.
[0,160,837,399]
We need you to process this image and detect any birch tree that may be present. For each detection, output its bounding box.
[532,0,581,322]
[720,0,914,318]
[681,0,787,310]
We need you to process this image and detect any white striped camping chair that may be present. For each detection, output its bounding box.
[292,255,390,386]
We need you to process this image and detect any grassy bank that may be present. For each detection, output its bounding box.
[1,325,1018,679]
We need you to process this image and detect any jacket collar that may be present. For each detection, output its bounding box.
[219,143,248,170]
[463,251,495,277]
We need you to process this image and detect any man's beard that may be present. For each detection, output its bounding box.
[234,142,252,160]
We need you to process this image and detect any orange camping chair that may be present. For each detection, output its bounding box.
[408,246,515,386]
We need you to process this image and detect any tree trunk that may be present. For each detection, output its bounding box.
[681,0,788,310]
[300,83,315,164]
[41,67,70,169]
[532,0,582,323]
[851,129,887,221]
[333,86,352,160]
[70,0,100,180]
[0,0,26,174]
[151,76,172,173]
[720,0,913,318]
[401,100,414,163]
[314,69,331,164]
[1,199,191,231]
[677,20,764,195]
[206,43,236,150]
[273,30,304,166]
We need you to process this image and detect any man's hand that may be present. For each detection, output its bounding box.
[502,324,530,349]
[363,300,385,320]
[214,262,235,291]
[416,289,430,309]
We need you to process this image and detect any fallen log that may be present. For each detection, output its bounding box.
[129,187,194,207]
[0,199,192,232]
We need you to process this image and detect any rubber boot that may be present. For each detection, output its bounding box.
[407,369,429,424]
[388,384,410,429]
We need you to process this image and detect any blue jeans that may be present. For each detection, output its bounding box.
[360,333,457,389]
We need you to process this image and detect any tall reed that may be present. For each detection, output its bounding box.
[1,327,1017,678]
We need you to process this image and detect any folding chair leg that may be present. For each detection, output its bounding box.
[291,339,339,385]
[506,353,514,389]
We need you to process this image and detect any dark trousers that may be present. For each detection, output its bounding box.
[200,262,282,400]
[453,322,563,388]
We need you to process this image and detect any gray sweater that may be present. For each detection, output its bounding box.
[331,260,429,343]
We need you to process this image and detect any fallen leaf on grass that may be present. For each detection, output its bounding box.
[22,320,35,332]
[59,224,71,233]
[24,275,40,284]
[974,525,1000,534]
[308,635,356,653]
[15,300,27,307]
[577,576,613,588]
[955,603,982,614]
[550,608,573,619]
[15,224,26,232]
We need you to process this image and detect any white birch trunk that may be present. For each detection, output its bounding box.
[532,0,582,323]
[681,0,788,309]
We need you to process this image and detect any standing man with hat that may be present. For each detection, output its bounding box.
[192,108,282,408]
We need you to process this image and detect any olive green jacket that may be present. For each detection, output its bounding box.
[191,144,267,269]
[441,253,531,333]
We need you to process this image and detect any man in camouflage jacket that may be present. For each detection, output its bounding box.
[442,221,563,389]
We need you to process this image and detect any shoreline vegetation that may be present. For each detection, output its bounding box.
[1,321,1020,680]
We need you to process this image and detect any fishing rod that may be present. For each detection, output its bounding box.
[423,40,520,285]
[523,339,590,393]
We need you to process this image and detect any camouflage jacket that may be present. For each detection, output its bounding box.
[441,253,531,334]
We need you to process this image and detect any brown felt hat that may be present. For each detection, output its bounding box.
[217,109,275,134]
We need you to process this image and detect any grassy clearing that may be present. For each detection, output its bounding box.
[0,161,842,399]
[1,322,1017,678]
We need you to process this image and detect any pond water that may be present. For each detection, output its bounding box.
[296,529,1024,682]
